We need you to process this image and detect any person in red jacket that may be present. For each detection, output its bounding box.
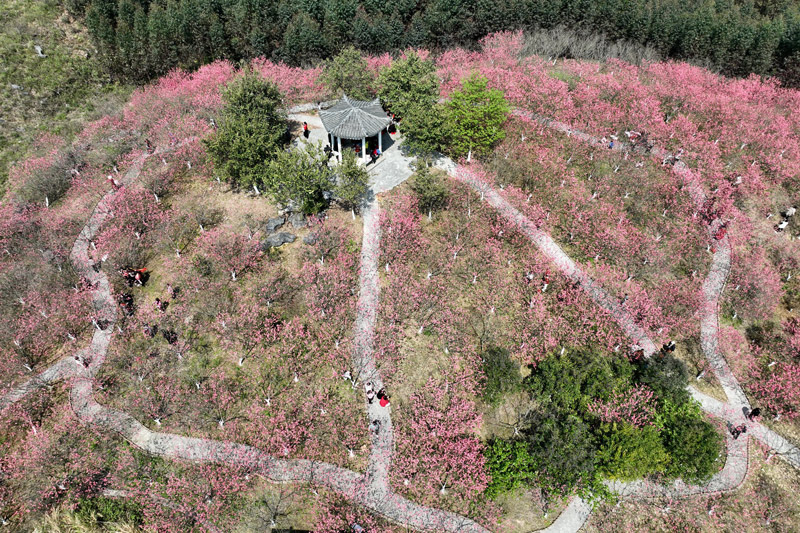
[133,268,148,287]
[377,389,390,407]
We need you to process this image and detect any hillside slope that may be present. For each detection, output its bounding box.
[2,34,800,532]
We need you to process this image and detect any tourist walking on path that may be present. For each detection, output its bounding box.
[377,388,390,407]
[369,148,382,165]
[365,381,375,404]
[730,423,747,440]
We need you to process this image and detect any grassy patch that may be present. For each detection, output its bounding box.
[0,0,130,193]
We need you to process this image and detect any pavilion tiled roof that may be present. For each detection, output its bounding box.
[319,95,391,140]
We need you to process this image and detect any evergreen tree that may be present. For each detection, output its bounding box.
[147,3,176,78]
[204,73,288,191]
[132,5,150,80]
[267,144,335,213]
[377,50,438,119]
[115,0,138,77]
[322,0,358,45]
[280,12,329,66]
[334,150,370,215]
[320,45,374,99]
[445,72,510,160]
[401,102,447,156]
[77,0,800,88]
[85,0,118,71]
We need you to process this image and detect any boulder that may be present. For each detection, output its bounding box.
[289,212,307,228]
[303,233,318,245]
[262,232,296,249]
[266,216,285,233]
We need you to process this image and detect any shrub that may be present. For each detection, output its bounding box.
[409,166,449,217]
[523,348,633,413]
[480,346,521,405]
[484,439,536,497]
[660,400,723,483]
[633,352,690,406]
[486,347,725,498]
[596,423,668,480]
[75,496,144,525]
[523,411,599,498]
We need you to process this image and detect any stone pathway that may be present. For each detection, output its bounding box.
[441,163,659,356]
[4,107,800,533]
[367,137,416,194]
[0,357,76,412]
[439,110,800,530]
[354,200,394,499]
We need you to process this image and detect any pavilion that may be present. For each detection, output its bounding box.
[319,95,391,162]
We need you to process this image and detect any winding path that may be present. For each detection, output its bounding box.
[439,111,800,529]
[0,357,76,412]
[1,135,491,532]
[3,106,800,533]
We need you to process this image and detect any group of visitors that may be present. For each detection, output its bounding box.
[661,148,684,167]
[625,130,653,153]
[729,407,760,440]
[661,340,676,354]
[365,382,389,436]
[302,114,390,165]
[142,323,178,344]
[118,292,136,316]
[120,267,149,287]
[365,381,390,407]
[728,408,762,440]
[730,423,747,440]
[117,267,180,345]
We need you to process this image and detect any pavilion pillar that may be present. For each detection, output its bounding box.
[362,136,366,161]
[378,129,383,153]
[337,136,341,153]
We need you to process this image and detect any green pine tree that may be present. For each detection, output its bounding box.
[321,45,375,100]
[445,72,510,160]
[377,50,438,119]
[204,73,287,191]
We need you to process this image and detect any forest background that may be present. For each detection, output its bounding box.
[3,0,800,193]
